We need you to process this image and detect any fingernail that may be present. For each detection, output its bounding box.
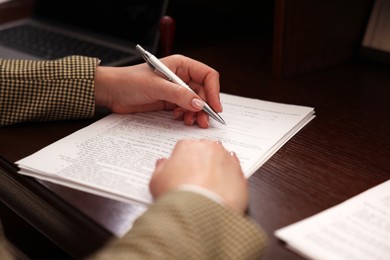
[155,158,167,170]
[190,117,196,125]
[155,158,164,167]
[191,98,205,110]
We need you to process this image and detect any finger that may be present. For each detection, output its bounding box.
[190,81,223,113]
[161,55,222,112]
[199,138,222,145]
[196,111,209,128]
[229,151,240,162]
[183,110,209,128]
[188,68,222,113]
[173,107,185,120]
[152,81,205,112]
[184,111,196,126]
[155,157,167,171]
[150,158,168,198]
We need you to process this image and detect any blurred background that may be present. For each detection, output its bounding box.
[166,0,274,42]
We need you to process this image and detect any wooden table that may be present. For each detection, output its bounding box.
[1,0,389,257]
[1,37,389,259]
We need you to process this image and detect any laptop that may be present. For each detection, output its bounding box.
[0,0,169,65]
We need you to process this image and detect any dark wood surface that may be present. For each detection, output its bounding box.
[169,39,390,259]
[1,36,390,259]
[1,0,390,259]
[0,0,33,24]
[272,0,374,78]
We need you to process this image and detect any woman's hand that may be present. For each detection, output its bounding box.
[94,55,222,128]
[149,139,248,214]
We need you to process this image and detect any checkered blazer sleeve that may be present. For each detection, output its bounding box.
[90,190,268,260]
[0,56,100,126]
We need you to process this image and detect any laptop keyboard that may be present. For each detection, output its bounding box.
[0,24,132,65]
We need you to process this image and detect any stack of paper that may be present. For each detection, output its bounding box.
[16,93,315,205]
[275,180,390,260]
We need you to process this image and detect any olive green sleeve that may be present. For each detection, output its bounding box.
[90,190,268,260]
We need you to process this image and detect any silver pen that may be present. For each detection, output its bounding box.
[135,44,226,125]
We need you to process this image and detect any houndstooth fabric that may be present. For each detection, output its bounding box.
[0,56,268,259]
[0,56,99,126]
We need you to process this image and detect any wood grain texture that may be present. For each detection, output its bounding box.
[0,0,33,24]
[1,8,390,259]
[273,0,375,78]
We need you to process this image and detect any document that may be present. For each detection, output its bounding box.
[275,180,390,260]
[16,93,315,205]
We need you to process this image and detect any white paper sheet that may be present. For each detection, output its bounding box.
[17,93,315,205]
[275,179,390,260]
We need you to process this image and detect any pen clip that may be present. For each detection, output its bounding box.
[152,64,172,81]
[145,59,156,71]
[137,44,172,81]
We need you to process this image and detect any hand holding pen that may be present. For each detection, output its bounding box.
[94,47,224,128]
[136,44,225,125]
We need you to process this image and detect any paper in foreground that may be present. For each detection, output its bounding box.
[275,179,390,260]
[17,93,315,205]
